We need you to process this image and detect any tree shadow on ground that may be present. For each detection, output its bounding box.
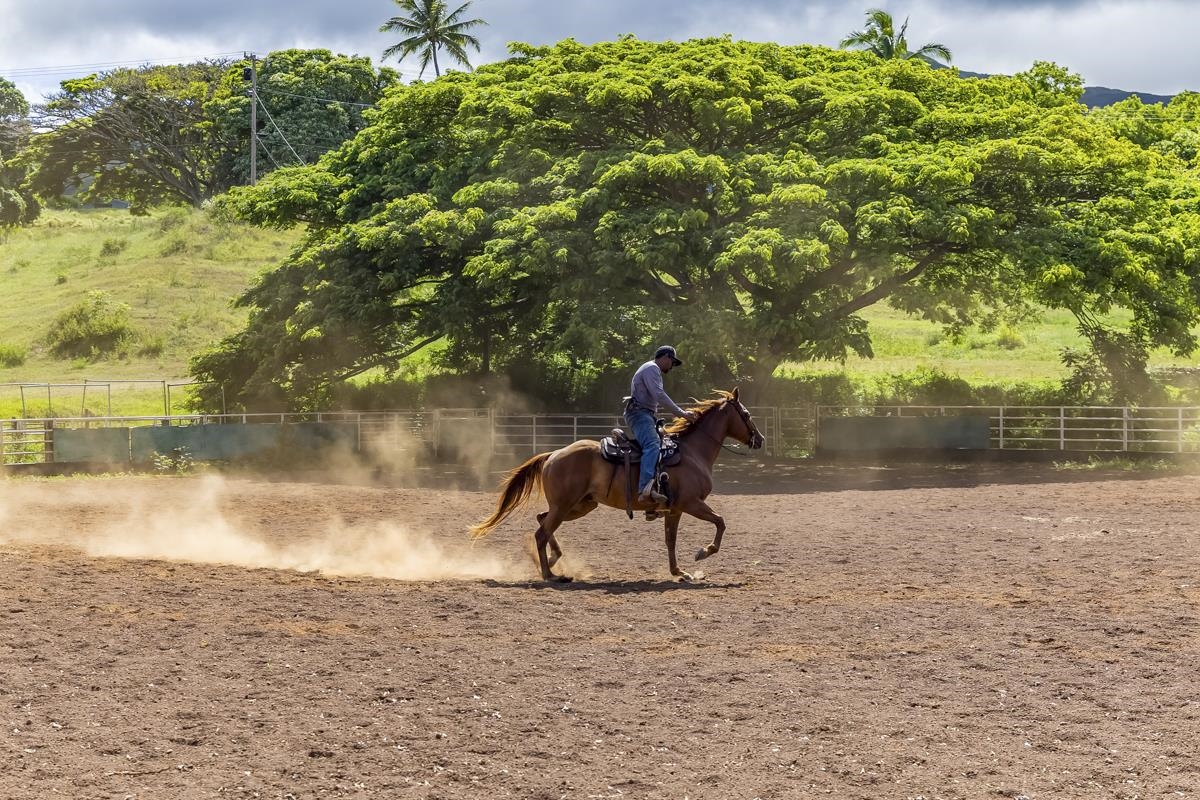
[708,456,1200,495]
[481,578,744,594]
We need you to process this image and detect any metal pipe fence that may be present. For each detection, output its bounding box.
[818,405,1200,454]
[6,405,1200,467]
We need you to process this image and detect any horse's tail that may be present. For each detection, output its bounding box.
[469,451,550,540]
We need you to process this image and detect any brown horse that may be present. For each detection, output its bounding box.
[470,389,765,582]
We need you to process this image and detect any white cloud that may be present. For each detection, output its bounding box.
[1,0,1195,102]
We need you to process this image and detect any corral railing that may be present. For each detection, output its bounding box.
[819,405,1200,453]
[6,405,1200,466]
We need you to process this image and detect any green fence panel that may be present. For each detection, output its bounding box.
[131,423,285,462]
[128,422,358,463]
[818,416,991,452]
[54,428,132,463]
[283,422,359,453]
[199,424,284,460]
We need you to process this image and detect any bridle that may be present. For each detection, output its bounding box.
[691,399,765,454]
[728,399,765,452]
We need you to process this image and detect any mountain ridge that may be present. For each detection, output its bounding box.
[947,66,1175,108]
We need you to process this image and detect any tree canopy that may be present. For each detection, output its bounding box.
[0,75,38,228]
[198,38,1200,410]
[27,51,397,211]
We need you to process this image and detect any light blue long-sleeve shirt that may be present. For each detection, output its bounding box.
[629,360,687,417]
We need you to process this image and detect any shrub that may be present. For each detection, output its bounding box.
[46,291,138,358]
[158,207,190,232]
[99,237,129,258]
[159,234,188,257]
[153,447,195,475]
[137,335,165,357]
[994,324,1026,350]
[0,343,27,367]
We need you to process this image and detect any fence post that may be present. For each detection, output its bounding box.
[1180,407,1185,454]
[998,407,1005,449]
[1060,407,1065,450]
[1123,407,1130,452]
[532,415,538,455]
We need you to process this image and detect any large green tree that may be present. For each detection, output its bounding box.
[0,76,39,228]
[196,38,1200,411]
[207,50,399,185]
[380,0,486,78]
[29,62,237,209]
[28,51,396,210]
[840,8,952,63]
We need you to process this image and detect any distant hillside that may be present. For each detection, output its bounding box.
[941,64,1175,108]
[0,208,300,384]
[1079,85,1174,108]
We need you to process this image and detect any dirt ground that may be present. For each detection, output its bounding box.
[2,460,1199,799]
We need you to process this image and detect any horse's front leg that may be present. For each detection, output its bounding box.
[663,511,692,581]
[682,499,725,562]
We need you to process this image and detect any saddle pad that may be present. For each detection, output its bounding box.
[600,435,681,466]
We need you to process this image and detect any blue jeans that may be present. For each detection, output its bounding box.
[625,408,660,493]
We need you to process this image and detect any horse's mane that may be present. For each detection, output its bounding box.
[665,390,736,436]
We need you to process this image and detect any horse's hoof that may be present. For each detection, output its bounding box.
[695,548,709,561]
[675,571,693,582]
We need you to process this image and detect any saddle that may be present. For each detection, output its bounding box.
[601,424,682,520]
[599,428,681,466]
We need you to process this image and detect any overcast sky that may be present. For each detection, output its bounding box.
[1,0,1195,103]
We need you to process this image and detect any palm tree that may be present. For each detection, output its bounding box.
[840,8,952,64]
[380,0,487,78]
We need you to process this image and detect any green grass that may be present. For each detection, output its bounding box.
[778,304,1197,382]
[3,208,1199,416]
[0,207,301,416]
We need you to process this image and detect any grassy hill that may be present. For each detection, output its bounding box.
[0,208,300,415]
[1,208,1196,416]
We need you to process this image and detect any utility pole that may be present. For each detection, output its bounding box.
[243,52,258,185]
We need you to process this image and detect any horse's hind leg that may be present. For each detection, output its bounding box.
[538,499,598,571]
[537,511,565,569]
[533,511,569,582]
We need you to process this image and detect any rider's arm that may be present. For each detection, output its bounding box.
[650,371,688,418]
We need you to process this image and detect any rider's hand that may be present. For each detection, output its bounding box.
[684,411,699,422]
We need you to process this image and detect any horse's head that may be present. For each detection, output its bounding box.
[724,388,764,450]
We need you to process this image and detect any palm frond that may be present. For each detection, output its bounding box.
[912,43,953,64]
[441,40,475,70]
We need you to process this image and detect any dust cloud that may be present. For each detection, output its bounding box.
[0,474,524,582]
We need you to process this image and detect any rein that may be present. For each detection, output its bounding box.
[685,401,762,456]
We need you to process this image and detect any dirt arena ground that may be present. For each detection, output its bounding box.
[2,460,1199,799]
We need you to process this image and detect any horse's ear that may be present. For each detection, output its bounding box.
[731,387,739,402]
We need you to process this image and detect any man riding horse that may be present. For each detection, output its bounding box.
[625,345,697,505]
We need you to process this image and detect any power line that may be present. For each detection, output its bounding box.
[255,94,305,165]
[256,136,284,170]
[256,87,377,109]
[0,52,245,77]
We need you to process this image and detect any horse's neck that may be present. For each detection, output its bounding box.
[684,409,728,464]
